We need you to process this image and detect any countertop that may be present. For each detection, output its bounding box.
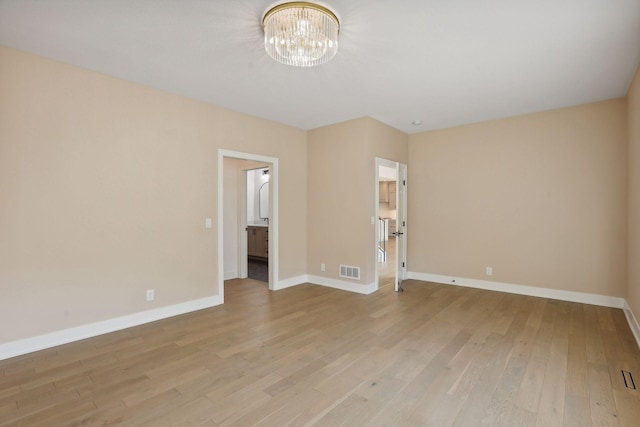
[247,222,268,228]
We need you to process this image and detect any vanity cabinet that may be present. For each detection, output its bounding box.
[388,181,396,209]
[248,226,268,259]
[379,181,397,207]
[388,219,397,238]
[379,181,389,203]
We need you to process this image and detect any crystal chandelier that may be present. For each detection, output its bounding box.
[262,2,340,67]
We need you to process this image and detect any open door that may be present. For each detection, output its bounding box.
[394,163,407,292]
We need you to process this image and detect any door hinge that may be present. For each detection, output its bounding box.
[403,180,406,186]
[402,262,405,268]
[402,221,406,227]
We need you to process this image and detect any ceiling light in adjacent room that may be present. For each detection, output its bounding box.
[262,2,340,67]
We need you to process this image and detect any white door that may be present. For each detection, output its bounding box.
[375,158,408,292]
[395,163,407,291]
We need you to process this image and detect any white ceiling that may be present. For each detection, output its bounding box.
[379,165,397,181]
[1,0,639,134]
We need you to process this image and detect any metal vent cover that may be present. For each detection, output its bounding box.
[339,264,360,280]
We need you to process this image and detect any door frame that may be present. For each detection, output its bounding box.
[218,149,279,301]
[374,157,408,292]
[396,162,408,290]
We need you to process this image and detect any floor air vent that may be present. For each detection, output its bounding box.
[339,264,360,280]
[622,370,636,389]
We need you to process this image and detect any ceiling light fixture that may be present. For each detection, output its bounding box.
[262,2,340,67]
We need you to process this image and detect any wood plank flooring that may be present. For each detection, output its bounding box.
[1,279,639,426]
[378,237,396,287]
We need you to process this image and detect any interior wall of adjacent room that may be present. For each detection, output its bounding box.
[379,201,396,219]
[247,167,269,223]
[407,99,628,297]
[307,118,407,287]
[0,46,307,343]
[627,65,640,319]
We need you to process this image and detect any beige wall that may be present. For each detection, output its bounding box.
[0,46,307,343]
[628,66,640,317]
[307,117,407,287]
[408,100,628,297]
[2,43,637,349]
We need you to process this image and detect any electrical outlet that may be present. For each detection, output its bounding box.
[146,289,155,301]
[486,267,493,276]
[321,263,326,272]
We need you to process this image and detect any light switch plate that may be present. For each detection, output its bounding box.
[205,218,212,229]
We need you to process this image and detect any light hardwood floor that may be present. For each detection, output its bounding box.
[1,279,640,426]
[378,237,396,288]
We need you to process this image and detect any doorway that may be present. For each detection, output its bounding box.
[245,166,270,283]
[375,158,407,292]
[218,149,279,301]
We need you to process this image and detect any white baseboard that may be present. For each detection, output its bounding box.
[307,275,377,295]
[0,272,376,361]
[224,270,238,280]
[407,272,625,309]
[275,275,307,290]
[623,300,640,350]
[275,274,378,295]
[0,295,223,361]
